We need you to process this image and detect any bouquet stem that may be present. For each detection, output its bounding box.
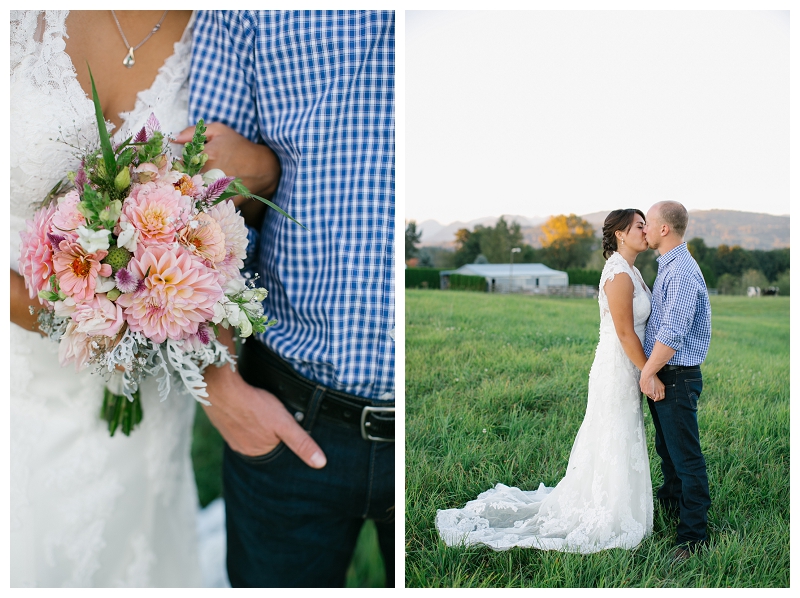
[101,387,143,437]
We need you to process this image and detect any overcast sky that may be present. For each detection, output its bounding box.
[405,10,789,224]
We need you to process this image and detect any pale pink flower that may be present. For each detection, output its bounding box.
[51,189,85,235]
[119,181,192,247]
[73,294,125,338]
[52,240,112,302]
[207,200,249,282]
[178,212,226,264]
[58,321,94,371]
[116,244,223,344]
[173,173,206,199]
[133,163,160,184]
[19,202,57,303]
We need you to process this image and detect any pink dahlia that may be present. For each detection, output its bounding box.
[178,213,226,264]
[207,200,249,282]
[116,244,224,344]
[119,181,192,247]
[51,189,85,235]
[73,294,125,338]
[19,202,57,303]
[52,240,112,302]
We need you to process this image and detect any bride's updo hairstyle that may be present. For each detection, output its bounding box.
[602,208,646,259]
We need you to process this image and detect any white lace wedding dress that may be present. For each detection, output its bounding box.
[436,252,654,553]
[9,11,212,587]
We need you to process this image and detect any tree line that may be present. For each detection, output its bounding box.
[405,216,790,295]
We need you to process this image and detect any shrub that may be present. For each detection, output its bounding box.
[449,274,487,292]
[405,268,443,289]
[566,269,602,287]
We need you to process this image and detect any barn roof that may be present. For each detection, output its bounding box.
[447,263,567,277]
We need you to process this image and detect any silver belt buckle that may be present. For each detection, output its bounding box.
[360,406,395,442]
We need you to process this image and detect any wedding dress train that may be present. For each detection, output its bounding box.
[10,11,205,586]
[436,252,654,553]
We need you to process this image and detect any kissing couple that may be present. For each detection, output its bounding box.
[436,200,712,562]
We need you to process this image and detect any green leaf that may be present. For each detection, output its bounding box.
[87,64,116,183]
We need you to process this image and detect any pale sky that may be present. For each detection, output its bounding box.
[405,10,789,224]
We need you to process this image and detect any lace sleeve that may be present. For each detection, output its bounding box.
[599,252,633,293]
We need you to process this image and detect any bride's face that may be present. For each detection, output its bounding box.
[621,215,648,253]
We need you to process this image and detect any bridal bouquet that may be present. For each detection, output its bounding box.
[19,70,296,436]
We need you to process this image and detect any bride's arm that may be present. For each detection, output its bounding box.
[10,269,43,333]
[604,273,649,371]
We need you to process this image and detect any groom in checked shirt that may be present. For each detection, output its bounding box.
[640,200,712,563]
[182,10,395,587]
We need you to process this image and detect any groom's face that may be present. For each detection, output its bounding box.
[643,206,661,250]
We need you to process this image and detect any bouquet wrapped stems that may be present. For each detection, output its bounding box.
[101,387,142,437]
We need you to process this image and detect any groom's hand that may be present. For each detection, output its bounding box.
[201,329,327,469]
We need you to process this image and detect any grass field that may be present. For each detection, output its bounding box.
[191,405,386,587]
[405,290,789,588]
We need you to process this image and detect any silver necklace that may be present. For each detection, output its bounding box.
[111,10,169,68]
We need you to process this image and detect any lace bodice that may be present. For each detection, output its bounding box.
[9,10,193,271]
[598,252,652,343]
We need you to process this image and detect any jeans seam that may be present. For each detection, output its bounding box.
[362,440,376,519]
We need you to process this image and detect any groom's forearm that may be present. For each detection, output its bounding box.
[642,341,676,379]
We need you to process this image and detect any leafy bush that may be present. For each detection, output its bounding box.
[405,268,443,289]
[449,274,487,292]
[565,269,602,287]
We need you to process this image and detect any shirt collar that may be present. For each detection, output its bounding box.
[656,242,688,268]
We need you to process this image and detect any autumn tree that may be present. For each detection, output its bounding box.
[539,214,596,270]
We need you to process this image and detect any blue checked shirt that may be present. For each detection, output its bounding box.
[189,11,395,400]
[644,243,711,366]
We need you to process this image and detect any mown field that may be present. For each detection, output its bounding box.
[405,290,789,588]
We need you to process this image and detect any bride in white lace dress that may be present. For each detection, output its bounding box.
[9,11,204,587]
[436,209,660,554]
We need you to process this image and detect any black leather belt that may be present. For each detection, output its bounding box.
[238,339,394,442]
[659,364,699,373]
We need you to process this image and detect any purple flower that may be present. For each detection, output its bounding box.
[47,232,67,247]
[115,267,142,293]
[202,176,236,204]
[75,162,87,194]
[145,113,161,138]
[196,322,211,345]
[134,126,148,144]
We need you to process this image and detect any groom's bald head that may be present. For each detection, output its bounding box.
[651,201,688,238]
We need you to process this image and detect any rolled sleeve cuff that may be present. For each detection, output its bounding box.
[655,327,684,353]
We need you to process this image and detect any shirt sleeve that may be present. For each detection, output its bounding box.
[655,269,699,352]
[189,10,261,142]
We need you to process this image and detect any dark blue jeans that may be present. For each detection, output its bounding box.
[647,367,711,547]
[225,347,395,587]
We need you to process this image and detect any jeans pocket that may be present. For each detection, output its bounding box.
[232,442,288,466]
[684,377,702,410]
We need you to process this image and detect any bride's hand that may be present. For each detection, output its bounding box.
[10,269,44,335]
[650,374,665,402]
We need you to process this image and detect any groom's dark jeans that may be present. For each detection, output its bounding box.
[223,339,395,588]
[647,365,711,548]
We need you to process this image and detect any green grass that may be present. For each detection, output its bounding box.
[191,406,386,587]
[405,290,789,588]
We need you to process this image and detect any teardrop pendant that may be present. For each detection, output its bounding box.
[122,47,135,68]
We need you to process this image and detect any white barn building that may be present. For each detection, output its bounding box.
[440,263,568,293]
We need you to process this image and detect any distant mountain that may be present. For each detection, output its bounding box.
[414,215,546,247]
[417,210,789,251]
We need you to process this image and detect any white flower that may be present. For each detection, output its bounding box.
[95,275,117,294]
[212,302,227,325]
[202,168,227,185]
[116,220,140,253]
[54,297,76,318]
[238,316,253,338]
[224,277,246,295]
[224,302,241,326]
[76,226,111,253]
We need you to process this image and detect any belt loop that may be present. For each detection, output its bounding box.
[302,385,326,432]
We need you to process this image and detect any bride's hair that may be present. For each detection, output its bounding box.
[602,209,646,259]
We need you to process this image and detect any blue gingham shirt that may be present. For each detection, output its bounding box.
[644,243,711,366]
[189,10,395,400]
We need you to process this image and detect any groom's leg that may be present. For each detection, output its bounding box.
[647,392,682,514]
[650,367,711,548]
